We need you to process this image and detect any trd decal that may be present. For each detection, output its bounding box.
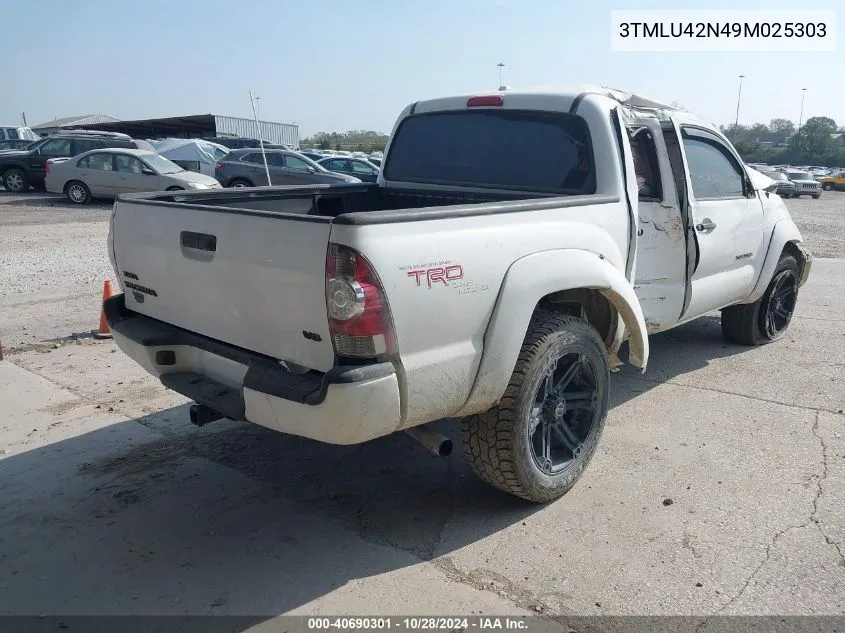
[407,265,464,288]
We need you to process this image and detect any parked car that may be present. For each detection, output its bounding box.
[299,151,326,162]
[0,125,39,142]
[758,169,796,197]
[214,149,361,187]
[0,131,153,193]
[819,171,845,191]
[0,139,37,151]
[45,148,221,204]
[105,86,812,503]
[368,157,382,167]
[783,170,822,198]
[317,156,380,183]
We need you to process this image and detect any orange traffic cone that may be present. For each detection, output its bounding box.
[94,280,116,339]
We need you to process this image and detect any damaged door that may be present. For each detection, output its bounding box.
[619,108,689,333]
[669,115,766,318]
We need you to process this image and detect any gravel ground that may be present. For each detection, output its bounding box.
[1,189,844,354]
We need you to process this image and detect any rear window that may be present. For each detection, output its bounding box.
[383,110,595,194]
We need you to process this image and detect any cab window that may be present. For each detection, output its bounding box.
[629,128,662,201]
[681,127,745,199]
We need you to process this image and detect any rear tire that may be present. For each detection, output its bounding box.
[822,183,834,191]
[228,179,252,188]
[3,168,29,193]
[65,181,91,205]
[721,254,799,346]
[461,313,609,503]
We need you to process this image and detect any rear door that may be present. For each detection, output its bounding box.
[112,200,336,371]
[618,109,688,332]
[670,117,765,316]
[240,151,271,185]
[78,152,117,195]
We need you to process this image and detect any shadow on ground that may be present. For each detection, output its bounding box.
[0,314,750,619]
[0,191,113,208]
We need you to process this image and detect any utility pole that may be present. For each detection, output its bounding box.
[734,74,745,132]
[497,62,505,89]
[249,91,271,186]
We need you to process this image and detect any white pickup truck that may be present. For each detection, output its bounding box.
[105,86,812,503]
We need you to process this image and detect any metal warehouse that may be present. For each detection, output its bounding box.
[73,114,299,147]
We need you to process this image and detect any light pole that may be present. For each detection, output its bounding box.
[497,62,505,89]
[798,88,807,132]
[734,75,745,133]
[249,91,271,186]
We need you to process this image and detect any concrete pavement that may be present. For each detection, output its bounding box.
[0,259,842,617]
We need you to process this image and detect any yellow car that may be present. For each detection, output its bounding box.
[820,171,845,191]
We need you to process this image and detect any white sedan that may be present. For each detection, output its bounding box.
[46,148,221,204]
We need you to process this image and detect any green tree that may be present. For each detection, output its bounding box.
[791,116,836,157]
[769,118,794,140]
[749,123,768,142]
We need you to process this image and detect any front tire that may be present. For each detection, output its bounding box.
[65,181,91,205]
[721,254,799,346]
[228,179,252,188]
[812,194,821,199]
[462,313,609,503]
[3,168,29,193]
[822,183,834,191]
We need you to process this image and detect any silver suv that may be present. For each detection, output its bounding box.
[783,170,821,199]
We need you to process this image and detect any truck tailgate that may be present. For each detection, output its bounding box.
[111,200,335,372]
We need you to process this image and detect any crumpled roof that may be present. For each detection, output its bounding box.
[599,87,680,111]
[509,84,680,111]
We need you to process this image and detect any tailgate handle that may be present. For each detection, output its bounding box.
[180,231,217,252]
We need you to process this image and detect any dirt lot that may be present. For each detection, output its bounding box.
[0,190,843,621]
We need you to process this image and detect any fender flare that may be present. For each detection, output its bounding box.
[454,249,649,417]
[741,219,804,305]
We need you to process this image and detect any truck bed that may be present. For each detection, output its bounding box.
[118,183,556,223]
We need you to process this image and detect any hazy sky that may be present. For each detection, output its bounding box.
[3,0,842,136]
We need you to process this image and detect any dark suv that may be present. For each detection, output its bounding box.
[0,131,154,193]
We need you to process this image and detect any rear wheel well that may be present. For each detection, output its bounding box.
[536,289,617,348]
[1,165,24,178]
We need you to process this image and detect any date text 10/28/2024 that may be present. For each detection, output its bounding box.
[307,617,529,630]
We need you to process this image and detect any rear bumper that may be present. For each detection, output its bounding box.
[104,294,403,445]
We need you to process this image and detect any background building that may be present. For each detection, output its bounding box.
[70,113,299,148]
[32,114,121,137]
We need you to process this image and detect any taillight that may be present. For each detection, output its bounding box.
[326,243,395,358]
[45,161,51,173]
[215,162,225,170]
[467,95,504,107]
